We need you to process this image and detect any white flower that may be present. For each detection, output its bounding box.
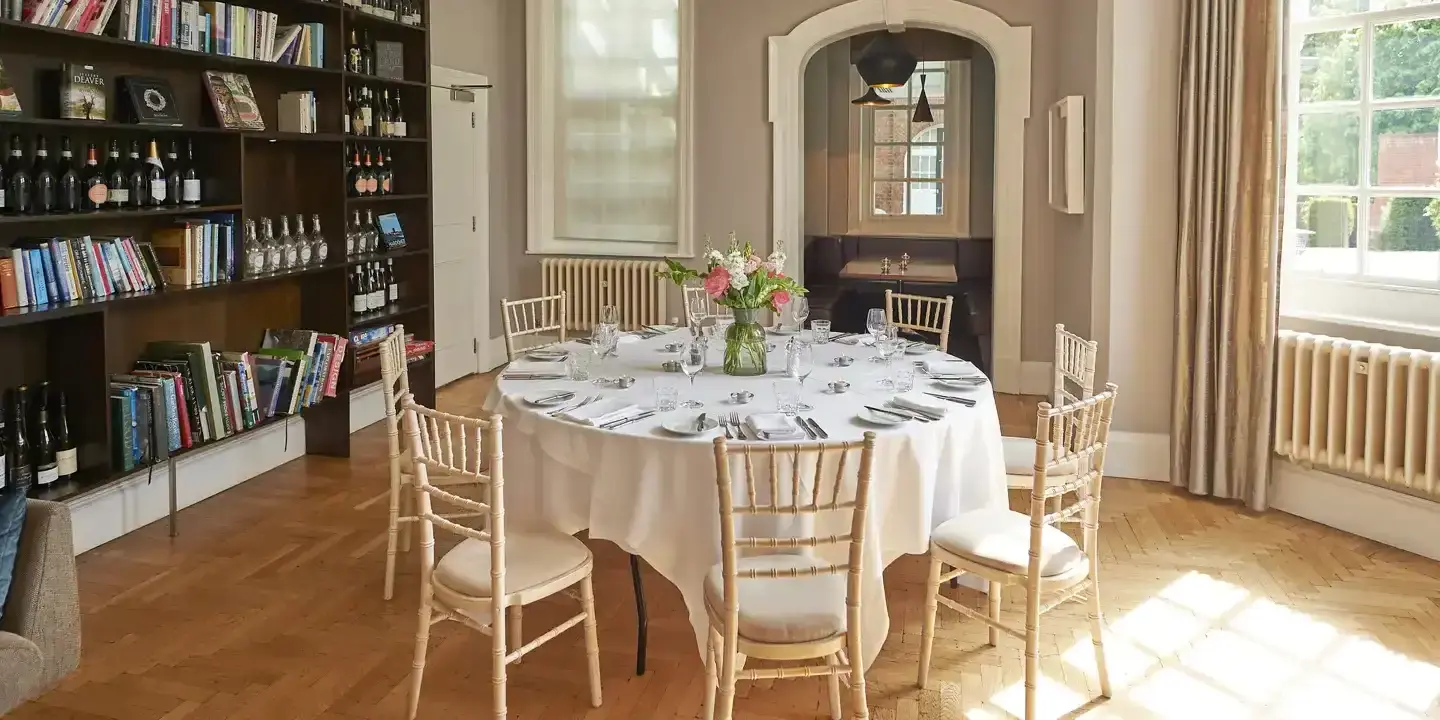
[729,271,750,290]
[706,249,724,265]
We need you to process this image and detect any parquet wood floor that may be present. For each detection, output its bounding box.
[12,374,1440,719]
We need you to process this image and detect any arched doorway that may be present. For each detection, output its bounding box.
[769,0,1032,393]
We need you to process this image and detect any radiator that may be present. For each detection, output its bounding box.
[1275,331,1440,499]
[540,258,670,332]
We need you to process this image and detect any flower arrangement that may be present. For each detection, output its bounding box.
[658,234,806,312]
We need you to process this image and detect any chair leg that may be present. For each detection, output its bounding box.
[492,614,508,720]
[398,482,414,553]
[715,642,738,720]
[917,554,941,689]
[384,474,403,602]
[1024,612,1040,720]
[849,649,869,720]
[702,632,718,720]
[630,554,648,676]
[509,605,523,664]
[1089,582,1112,698]
[987,581,1002,647]
[405,592,433,720]
[580,575,603,708]
[826,653,843,720]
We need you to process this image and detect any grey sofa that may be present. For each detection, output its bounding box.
[0,500,81,714]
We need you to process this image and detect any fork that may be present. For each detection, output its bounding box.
[728,411,745,440]
[549,394,596,417]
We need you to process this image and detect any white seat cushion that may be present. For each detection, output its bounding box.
[1002,435,1079,477]
[703,555,847,645]
[433,531,591,602]
[932,509,1086,578]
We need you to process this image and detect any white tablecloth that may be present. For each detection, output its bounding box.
[484,330,1006,669]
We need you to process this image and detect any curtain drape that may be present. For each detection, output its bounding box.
[1171,0,1284,511]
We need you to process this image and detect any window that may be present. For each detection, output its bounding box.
[527,0,692,257]
[854,60,970,235]
[1283,0,1440,330]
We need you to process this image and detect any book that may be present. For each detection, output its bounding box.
[110,391,136,472]
[203,70,264,130]
[142,341,224,440]
[60,62,107,121]
[120,76,182,126]
[0,60,22,117]
[0,258,18,309]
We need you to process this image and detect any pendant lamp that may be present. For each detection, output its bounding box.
[851,87,892,106]
[855,32,916,89]
[912,35,934,123]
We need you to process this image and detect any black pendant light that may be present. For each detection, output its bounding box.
[851,87,892,106]
[855,32,917,89]
[912,34,934,123]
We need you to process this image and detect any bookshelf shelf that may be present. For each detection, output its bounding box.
[344,72,428,89]
[349,301,428,330]
[344,247,428,266]
[346,193,428,204]
[343,134,428,144]
[0,204,245,226]
[342,7,427,33]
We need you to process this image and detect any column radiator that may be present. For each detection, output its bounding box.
[1275,330,1440,500]
[540,258,670,332]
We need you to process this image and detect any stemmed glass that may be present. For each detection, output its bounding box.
[866,308,889,362]
[875,325,901,388]
[787,339,815,410]
[679,340,706,408]
[599,305,620,328]
[788,296,810,332]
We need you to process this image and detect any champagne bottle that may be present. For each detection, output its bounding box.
[31,383,57,488]
[105,139,128,209]
[54,391,75,479]
[348,147,366,197]
[5,134,32,214]
[57,136,80,213]
[6,387,31,492]
[384,148,396,193]
[126,140,147,207]
[144,138,166,207]
[375,150,391,195]
[81,143,107,211]
[31,135,56,214]
[164,141,182,207]
[362,147,377,196]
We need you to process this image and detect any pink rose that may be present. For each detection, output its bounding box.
[744,256,763,274]
[771,290,791,307]
[703,267,731,298]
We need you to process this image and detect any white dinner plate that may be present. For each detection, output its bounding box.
[661,415,721,436]
[858,408,907,426]
[523,389,577,407]
[527,348,568,361]
[904,342,937,355]
[934,378,988,390]
[768,326,799,336]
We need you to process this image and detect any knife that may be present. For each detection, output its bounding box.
[804,417,829,439]
[601,411,656,430]
[798,415,817,439]
[696,413,708,432]
[535,390,575,404]
[924,391,977,407]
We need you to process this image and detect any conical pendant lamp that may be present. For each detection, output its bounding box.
[912,33,934,123]
[851,87,892,106]
[855,32,916,89]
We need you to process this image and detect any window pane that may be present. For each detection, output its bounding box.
[1292,195,1359,275]
[1366,196,1440,280]
[915,69,946,106]
[872,109,910,143]
[1297,112,1361,186]
[872,181,907,215]
[909,182,943,216]
[1295,0,1365,19]
[912,108,945,144]
[910,145,943,179]
[1299,30,1360,103]
[873,146,907,180]
[1372,0,1440,11]
[1372,108,1440,187]
[1373,18,1440,99]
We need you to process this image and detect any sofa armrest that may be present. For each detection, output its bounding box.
[0,631,44,714]
[0,500,80,690]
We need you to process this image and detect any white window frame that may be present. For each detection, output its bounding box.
[1282,2,1440,332]
[850,60,971,237]
[525,0,695,258]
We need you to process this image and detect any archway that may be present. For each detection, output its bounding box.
[769,0,1031,393]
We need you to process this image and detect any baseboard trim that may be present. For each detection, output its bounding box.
[1018,361,1053,396]
[1272,460,1440,562]
[1107,432,1169,482]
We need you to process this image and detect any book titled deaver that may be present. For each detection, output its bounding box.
[61,63,107,121]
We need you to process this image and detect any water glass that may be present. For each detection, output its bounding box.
[774,379,802,416]
[788,296,810,331]
[566,348,595,381]
[591,324,618,359]
[654,377,680,412]
[892,364,916,393]
[599,305,620,327]
[811,319,832,343]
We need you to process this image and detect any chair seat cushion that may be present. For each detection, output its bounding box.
[932,509,1085,578]
[434,531,591,601]
[1002,436,1079,477]
[703,555,847,645]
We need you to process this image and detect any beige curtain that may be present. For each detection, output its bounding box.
[1172,0,1284,511]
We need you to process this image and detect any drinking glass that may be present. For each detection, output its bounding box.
[774,379,802,417]
[875,326,901,387]
[866,308,888,361]
[786,340,815,411]
[788,296,810,331]
[892,363,916,393]
[654,377,680,412]
[599,305,620,327]
[811,319,832,344]
[566,348,595,381]
[679,341,706,408]
[591,324,618,360]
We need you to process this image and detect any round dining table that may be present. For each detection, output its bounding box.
[483,328,1007,670]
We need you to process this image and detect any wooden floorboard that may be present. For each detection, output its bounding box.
[14,373,1440,719]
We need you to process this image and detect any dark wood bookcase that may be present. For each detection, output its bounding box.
[0,0,435,506]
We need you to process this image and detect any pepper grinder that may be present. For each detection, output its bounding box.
[900,252,910,274]
[880,257,892,275]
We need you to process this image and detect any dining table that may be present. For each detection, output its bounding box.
[483,327,1007,671]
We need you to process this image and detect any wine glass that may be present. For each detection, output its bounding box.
[866,308,888,362]
[786,340,815,410]
[788,296,810,332]
[599,304,620,328]
[591,324,618,363]
[679,340,706,408]
[875,325,900,387]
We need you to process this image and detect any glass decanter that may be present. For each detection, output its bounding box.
[294,214,314,267]
[346,210,361,257]
[261,217,283,274]
[243,218,265,278]
[278,215,298,270]
[311,213,329,264]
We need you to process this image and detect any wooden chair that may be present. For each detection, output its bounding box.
[917,385,1119,720]
[884,290,954,351]
[1004,324,1100,500]
[502,292,568,362]
[378,326,485,601]
[400,396,602,720]
[704,434,877,720]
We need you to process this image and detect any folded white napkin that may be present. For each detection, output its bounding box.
[922,360,980,376]
[893,392,950,417]
[558,398,641,426]
[746,413,805,440]
[507,361,564,375]
[839,335,876,346]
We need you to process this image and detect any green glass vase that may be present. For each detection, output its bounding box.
[723,307,768,376]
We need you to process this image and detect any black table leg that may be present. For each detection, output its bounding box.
[630,554,648,676]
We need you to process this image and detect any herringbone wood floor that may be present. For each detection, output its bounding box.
[12,374,1440,719]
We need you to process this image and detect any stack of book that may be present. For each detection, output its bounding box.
[1,236,164,309]
[107,329,347,472]
[352,324,433,367]
[114,0,326,67]
[14,0,122,34]
[150,215,238,287]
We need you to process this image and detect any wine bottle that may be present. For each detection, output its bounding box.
[105,139,128,209]
[351,266,366,313]
[261,217,282,274]
[379,89,392,138]
[57,136,80,213]
[346,210,360,256]
[31,135,56,214]
[144,139,166,207]
[164,141,182,207]
[311,214,329,264]
[365,209,380,253]
[361,31,374,75]
[348,28,363,74]
[383,148,396,193]
[279,214,298,270]
[348,147,366,197]
[54,391,75,479]
[182,140,201,205]
[375,150,391,195]
[81,143,107,212]
[31,383,57,489]
[362,87,375,136]
[0,412,6,492]
[369,262,385,310]
[392,97,407,138]
[294,214,313,267]
[344,87,354,135]
[5,134,32,214]
[351,91,366,137]
[386,258,398,304]
[6,387,31,492]
[0,147,6,213]
[362,147,378,196]
[126,140,147,208]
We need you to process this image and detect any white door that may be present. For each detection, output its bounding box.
[431,67,490,388]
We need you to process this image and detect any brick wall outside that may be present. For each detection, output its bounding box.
[870,111,942,215]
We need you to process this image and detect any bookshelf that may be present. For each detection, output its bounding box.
[0,0,436,506]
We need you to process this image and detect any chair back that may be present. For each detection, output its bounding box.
[884,290,954,349]
[378,325,410,478]
[1052,323,1099,406]
[710,434,876,646]
[400,395,505,606]
[502,293,569,362]
[1026,384,1117,560]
